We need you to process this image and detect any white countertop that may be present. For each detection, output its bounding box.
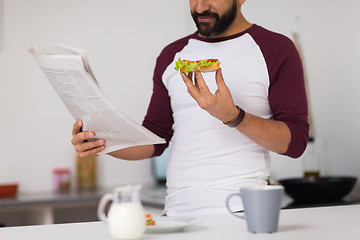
[1,204,359,240]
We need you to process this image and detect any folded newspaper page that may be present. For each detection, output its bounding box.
[29,43,165,154]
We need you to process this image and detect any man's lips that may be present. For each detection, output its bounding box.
[197,15,215,23]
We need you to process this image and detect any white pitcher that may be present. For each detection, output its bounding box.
[97,184,145,239]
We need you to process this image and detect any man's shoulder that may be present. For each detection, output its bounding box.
[154,32,197,74]
[158,33,197,59]
[248,25,295,50]
[248,25,296,55]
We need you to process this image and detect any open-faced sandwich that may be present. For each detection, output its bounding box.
[175,58,220,74]
[146,213,156,226]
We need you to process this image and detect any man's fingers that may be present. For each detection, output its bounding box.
[188,71,193,82]
[75,139,105,153]
[181,72,201,98]
[72,131,96,145]
[215,68,227,89]
[194,71,212,96]
[181,71,194,87]
[78,145,106,158]
[181,71,219,109]
[181,71,212,96]
[71,119,106,158]
[71,130,106,158]
[72,120,83,137]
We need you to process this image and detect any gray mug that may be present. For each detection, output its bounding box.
[226,185,284,233]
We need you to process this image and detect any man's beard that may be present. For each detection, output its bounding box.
[191,0,238,37]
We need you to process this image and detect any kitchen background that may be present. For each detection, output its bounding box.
[0,0,359,195]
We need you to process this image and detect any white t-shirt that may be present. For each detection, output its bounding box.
[142,25,309,216]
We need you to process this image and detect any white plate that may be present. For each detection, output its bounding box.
[145,216,194,233]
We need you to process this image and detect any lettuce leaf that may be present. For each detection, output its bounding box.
[174,57,220,74]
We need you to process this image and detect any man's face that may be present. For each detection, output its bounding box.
[191,0,238,37]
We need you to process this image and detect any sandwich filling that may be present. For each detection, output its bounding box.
[175,58,220,74]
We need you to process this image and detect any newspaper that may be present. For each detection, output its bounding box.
[29,43,165,154]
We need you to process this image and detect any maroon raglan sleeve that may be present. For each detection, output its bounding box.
[142,35,194,157]
[142,55,174,157]
[250,26,309,158]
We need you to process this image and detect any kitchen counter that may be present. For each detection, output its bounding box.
[1,204,359,240]
[1,184,359,226]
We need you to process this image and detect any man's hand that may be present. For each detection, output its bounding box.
[71,120,105,158]
[180,68,239,123]
[181,68,291,154]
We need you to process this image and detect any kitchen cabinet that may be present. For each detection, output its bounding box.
[0,186,165,227]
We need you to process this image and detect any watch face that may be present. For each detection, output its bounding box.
[152,146,170,185]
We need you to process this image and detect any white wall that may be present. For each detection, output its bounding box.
[244,0,360,190]
[0,0,194,192]
[1,0,359,194]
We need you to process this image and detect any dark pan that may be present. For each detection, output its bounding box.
[279,176,357,203]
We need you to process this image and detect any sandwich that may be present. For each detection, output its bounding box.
[175,58,220,74]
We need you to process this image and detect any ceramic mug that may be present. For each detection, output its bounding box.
[226,185,284,233]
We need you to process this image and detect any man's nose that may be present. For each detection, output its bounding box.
[192,0,211,13]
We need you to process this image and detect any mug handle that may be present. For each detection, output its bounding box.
[226,193,245,219]
[97,193,113,223]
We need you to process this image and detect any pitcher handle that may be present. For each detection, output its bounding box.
[97,193,113,223]
[226,193,245,219]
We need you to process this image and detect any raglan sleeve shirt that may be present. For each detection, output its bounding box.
[142,25,309,159]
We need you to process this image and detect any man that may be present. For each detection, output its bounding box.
[72,0,309,216]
